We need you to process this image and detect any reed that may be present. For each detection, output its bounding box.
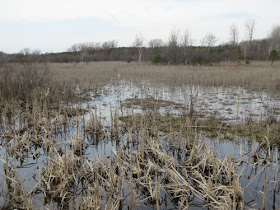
[0,61,279,209]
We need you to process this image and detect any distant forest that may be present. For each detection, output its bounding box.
[1,23,279,65]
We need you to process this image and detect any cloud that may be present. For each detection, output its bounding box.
[0,0,279,52]
[1,0,278,23]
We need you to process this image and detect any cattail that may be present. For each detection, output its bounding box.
[156,169,160,210]
[262,164,268,210]
[130,157,135,210]
[273,152,279,209]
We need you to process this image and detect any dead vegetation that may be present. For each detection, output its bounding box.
[50,61,280,93]
[0,61,279,209]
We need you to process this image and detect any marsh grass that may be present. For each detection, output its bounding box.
[0,61,279,209]
[120,113,280,148]
[0,104,249,209]
[50,61,280,92]
[122,97,184,110]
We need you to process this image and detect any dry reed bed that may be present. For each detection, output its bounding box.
[0,62,280,209]
[41,113,244,209]
[50,61,280,92]
[0,102,279,209]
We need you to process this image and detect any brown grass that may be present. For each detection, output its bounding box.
[0,61,279,209]
[50,61,280,92]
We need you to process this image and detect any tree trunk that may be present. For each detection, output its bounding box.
[138,48,142,64]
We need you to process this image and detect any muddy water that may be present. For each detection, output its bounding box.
[0,81,279,209]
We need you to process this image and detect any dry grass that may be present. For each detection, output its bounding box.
[50,61,280,92]
[0,61,279,209]
[0,102,250,209]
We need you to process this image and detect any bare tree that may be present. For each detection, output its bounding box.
[181,29,192,47]
[69,43,86,62]
[245,19,256,43]
[19,48,41,63]
[244,19,256,60]
[229,24,239,46]
[148,39,164,48]
[201,33,217,55]
[0,51,7,64]
[269,25,280,52]
[102,40,118,59]
[201,33,216,47]
[168,28,181,65]
[20,48,31,56]
[149,38,164,58]
[102,40,118,50]
[69,42,98,62]
[181,29,193,64]
[133,34,144,64]
[32,49,41,55]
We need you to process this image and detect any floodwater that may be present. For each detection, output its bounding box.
[0,81,279,209]
[83,81,280,123]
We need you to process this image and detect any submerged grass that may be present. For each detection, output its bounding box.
[120,113,280,147]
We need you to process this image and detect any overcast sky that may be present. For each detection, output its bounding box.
[0,0,279,53]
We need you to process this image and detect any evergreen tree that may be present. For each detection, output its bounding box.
[269,49,279,65]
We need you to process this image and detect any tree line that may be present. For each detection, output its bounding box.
[0,21,279,65]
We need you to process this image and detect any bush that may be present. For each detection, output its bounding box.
[269,49,279,65]
[152,54,162,64]
[236,46,243,62]
[191,59,198,66]
[245,60,250,65]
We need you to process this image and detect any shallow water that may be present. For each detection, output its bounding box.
[0,81,279,209]
[83,81,280,123]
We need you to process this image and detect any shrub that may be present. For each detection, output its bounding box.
[191,59,198,66]
[236,46,243,63]
[245,60,250,65]
[152,54,162,64]
[269,49,279,65]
